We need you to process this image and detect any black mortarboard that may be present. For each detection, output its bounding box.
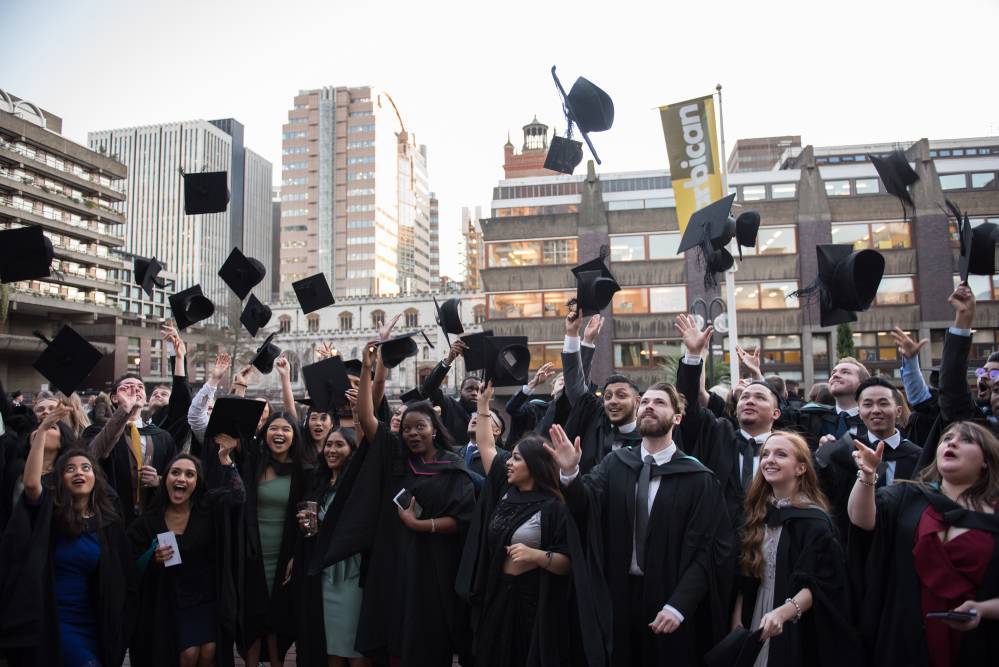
[168,284,215,330]
[735,211,761,260]
[293,273,335,314]
[571,256,621,316]
[399,387,423,403]
[343,359,363,378]
[704,627,764,667]
[545,66,614,173]
[183,171,230,215]
[239,294,272,337]
[870,150,918,211]
[302,357,351,412]
[250,333,281,374]
[32,326,103,396]
[677,194,739,288]
[205,397,266,441]
[792,244,885,327]
[945,199,996,282]
[483,336,531,387]
[218,247,267,300]
[133,256,166,298]
[379,333,419,369]
[0,226,54,284]
[460,330,495,372]
[434,297,464,346]
[544,136,584,175]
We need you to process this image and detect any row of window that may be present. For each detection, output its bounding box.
[349,111,372,117]
[348,171,375,181]
[347,188,375,196]
[348,124,374,134]
[283,146,309,155]
[346,235,374,245]
[485,238,578,268]
[281,192,308,202]
[282,131,307,140]
[347,220,373,229]
[939,172,998,191]
[282,240,308,249]
[283,161,309,171]
[281,208,309,218]
[348,156,375,165]
[347,203,374,212]
[282,177,308,186]
[348,140,374,149]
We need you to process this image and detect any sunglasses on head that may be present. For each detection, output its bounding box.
[975,368,999,382]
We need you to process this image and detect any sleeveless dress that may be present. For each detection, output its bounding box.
[257,476,291,592]
[53,529,102,667]
[319,490,364,657]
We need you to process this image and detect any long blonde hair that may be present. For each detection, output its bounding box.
[58,392,91,437]
[740,431,830,578]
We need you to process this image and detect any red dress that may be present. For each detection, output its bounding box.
[913,505,995,667]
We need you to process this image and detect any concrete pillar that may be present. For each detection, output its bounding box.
[578,161,613,385]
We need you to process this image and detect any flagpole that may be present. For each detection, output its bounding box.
[715,84,740,386]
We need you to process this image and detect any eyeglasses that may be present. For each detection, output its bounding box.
[974,368,999,382]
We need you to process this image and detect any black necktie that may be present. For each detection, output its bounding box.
[739,436,759,490]
[635,455,654,572]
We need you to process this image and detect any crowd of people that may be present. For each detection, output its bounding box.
[0,283,997,667]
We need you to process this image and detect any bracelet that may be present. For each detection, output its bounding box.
[430,517,437,533]
[477,412,491,417]
[785,597,803,623]
[856,470,878,487]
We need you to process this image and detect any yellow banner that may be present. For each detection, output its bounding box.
[659,94,724,233]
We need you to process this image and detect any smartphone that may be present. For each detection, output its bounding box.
[392,488,422,518]
[926,610,977,622]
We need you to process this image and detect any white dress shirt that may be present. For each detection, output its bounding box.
[739,429,770,479]
[868,429,902,485]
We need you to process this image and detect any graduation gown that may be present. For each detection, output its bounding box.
[126,464,244,667]
[317,423,475,665]
[422,359,476,447]
[456,449,610,667]
[566,446,733,667]
[0,489,137,667]
[855,484,999,666]
[738,506,863,667]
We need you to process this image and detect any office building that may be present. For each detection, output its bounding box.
[429,192,440,283]
[461,205,484,291]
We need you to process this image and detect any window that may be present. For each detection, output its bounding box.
[742,184,766,201]
[307,314,320,333]
[284,224,308,232]
[740,226,797,256]
[404,308,419,328]
[281,192,308,201]
[347,188,375,196]
[610,235,646,262]
[370,310,385,328]
[649,286,687,312]
[283,146,309,155]
[542,238,577,265]
[348,172,375,181]
[339,311,353,330]
[283,177,308,186]
[282,131,307,140]
[282,208,308,217]
[733,281,798,310]
[488,292,574,319]
[348,140,375,149]
[527,343,567,371]
[940,173,967,190]
[971,172,997,188]
[349,111,373,117]
[543,292,574,318]
[825,180,851,196]
[283,161,308,170]
[831,222,910,250]
[648,233,681,259]
[473,304,486,324]
[347,156,375,165]
[288,116,308,124]
[612,289,649,314]
[876,276,916,305]
[347,203,374,212]
[348,124,375,134]
[279,316,291,334]
[487,241,542,267]
[854,178,880,195]
[770,183,797,199]
[347,220,373,229]
[613,340,682,368]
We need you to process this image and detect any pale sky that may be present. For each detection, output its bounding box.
[3,0,997,279]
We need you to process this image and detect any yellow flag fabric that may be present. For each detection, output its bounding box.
[659,94,724,233]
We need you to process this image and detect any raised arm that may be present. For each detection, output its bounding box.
[939,285,980,423]
[371,315,401,408]
[847,439,884,531]
[561,311,588,406]
[274,353,298,421]
[736,344,763,381]
[88,385,141,460]
[476,382,498,475]
[355,341,380,442]
[230,364,254,398]
[23,406,70,502]
[891,327,932,407]
[421,340,466,405]
[673,313,716,436]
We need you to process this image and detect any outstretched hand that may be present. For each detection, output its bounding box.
[852,439,884,478]
[889,327,928,360]
[582,315,604,345]
[545,424,582,475]
[674,313,713,357]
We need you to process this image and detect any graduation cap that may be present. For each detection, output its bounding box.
[399,387,423,403]
[704,627,764,667]
[205,397,266,440]
[218,247,266,300]
[791,244,885,327]
[239,294,271,337]
[250,333,281,374]
[544,66,614,174]
[945,199,997,282]
[168,284,215,330]
[434,297,464,346]
[183,171,230,215]
[343,359,363,378]
[0,225,54,284]
[734,211,761,260]
[870,150,918,214]
[677,194,742,288]
[302,357,351,412]
[460,330,494,372]
[571,256,621,316]
[32,326,103,396]
[483,336,531,387]
[133,256,166,298]
[379,333,419,369]
[293,273,335,314]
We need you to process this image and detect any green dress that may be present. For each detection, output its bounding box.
[257,475,291,593]
[320,490,364,658]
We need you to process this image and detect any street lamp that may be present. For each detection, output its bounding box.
[689,297,728,386]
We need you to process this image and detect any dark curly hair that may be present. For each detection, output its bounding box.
[51,448,119,537]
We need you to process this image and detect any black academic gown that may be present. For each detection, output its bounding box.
[566,446,734,667]
[126,464,244,667]
[149,373,193,451]
[0,489,137,667]
[456,449,610,667]
[738,506,863,667]
[815,432,922,542]
[317,423,476,666]
[422,360,476,447]
[855,484,999,666]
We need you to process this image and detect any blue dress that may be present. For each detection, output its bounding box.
[53,530,102,667]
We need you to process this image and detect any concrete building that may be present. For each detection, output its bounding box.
[278,86,433,299]
[461,205,484,291]
[0,88,126,390]
[271,186,281,296]
[727,135,802,173]
[429,192,440,283]
[482,132,999,391]
[261,290,485,399]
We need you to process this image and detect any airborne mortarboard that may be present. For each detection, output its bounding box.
[544,66,615,174]
[870,150,919,212]
[704,627,764,667]
[0,226,54,284]
[250,333,281,374]
[460,330,495,372]
[293,273,335,314]
[570,256,621,316]
[482,336,531,387]
[169,284,215,330]
[399,387,423,403]
[434,297,464,346]
[945,199,997,282]
[239,294,272,337]
[302,356,351,412]
[205,397,266,441]
[219,247,267,300]
[133,256,166,298]
[32,326,103,396]
[379,333,419,369]
[677,194,740,288]
[734,211,761,260]
[183,171,230,215]
[791,244,885,327]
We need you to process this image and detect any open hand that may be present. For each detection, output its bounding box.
[674,313,713,357]
[210,352,231,384]
[545,424,581,475]
[852,439,884,480]
[736,345,762,378]
[582,315,604,345]
[528,363,556,390]
[379,313,402,341]
[889,327,928,360]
